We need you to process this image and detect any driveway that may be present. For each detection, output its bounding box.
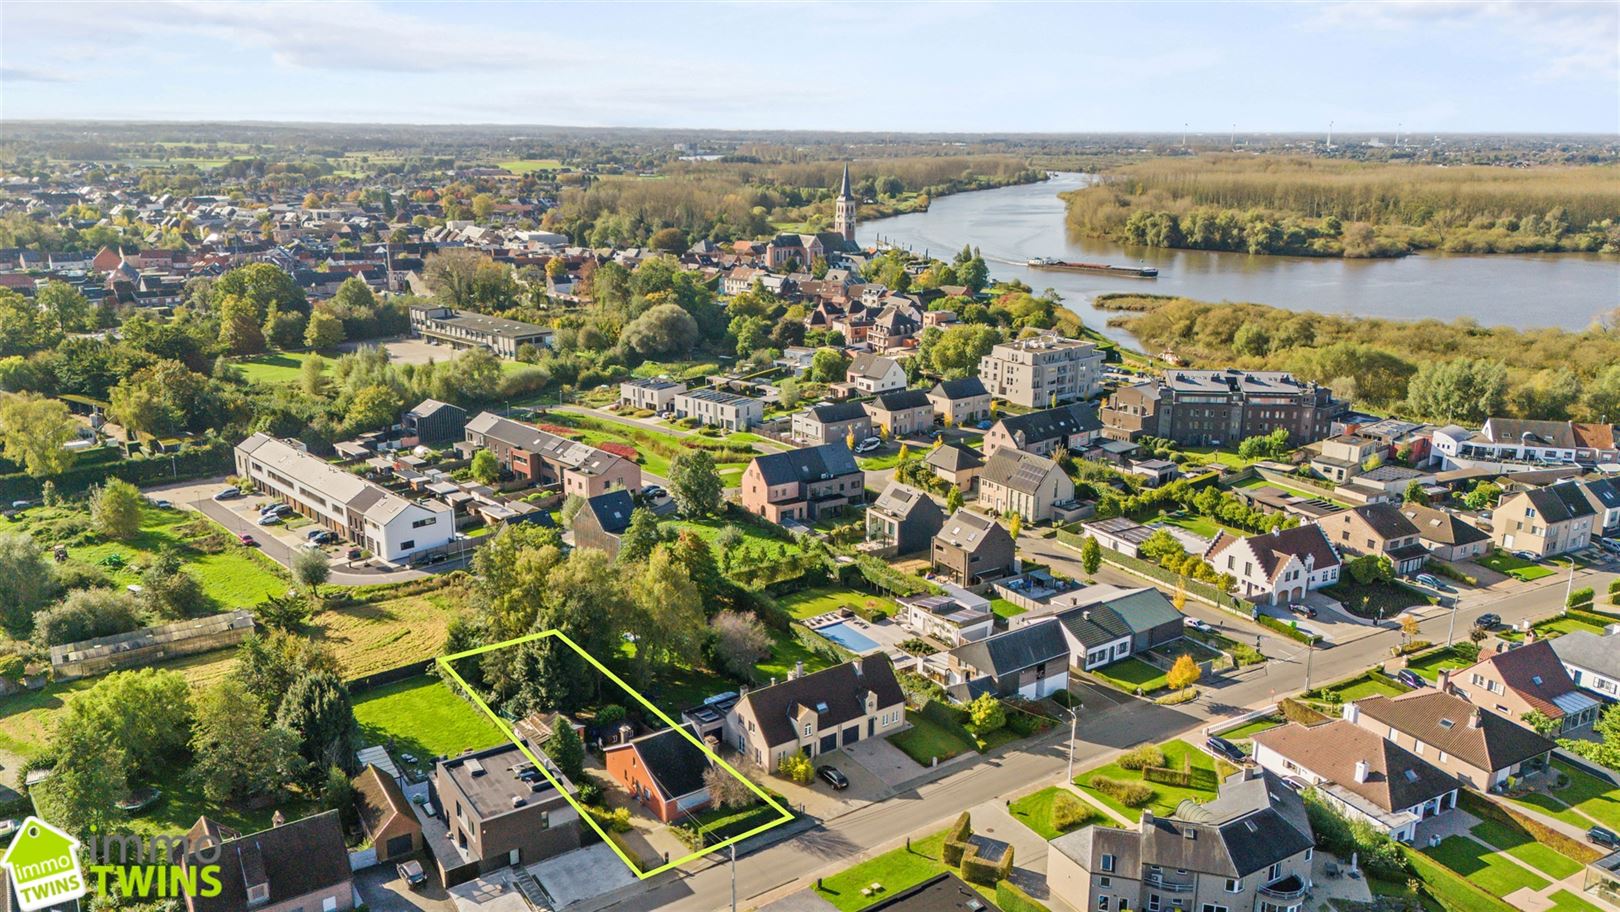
[355,863,454,912]
[189,496,436,585]
[837,738,925,792]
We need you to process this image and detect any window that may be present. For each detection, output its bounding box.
[412,516,436,528]
[323,899,338,912]
[1148,896,1160,912]
[1101,853,1116,873]
[399,540,415,551]
[1225,878,1240,892]
[1201,905,1230,912]
[1267,863,1282,881]
[1098,899,1110,911]
[803,724,811,737]
[1099,877,1112,888]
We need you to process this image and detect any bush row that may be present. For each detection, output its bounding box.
[1089,775,1154,808]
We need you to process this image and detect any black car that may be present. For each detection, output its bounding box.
[1475,613,1502,629]
[816,765,849,790]
[1205,736,1246,764]
[1287,603,1317,619]
[1590,826,1620,848]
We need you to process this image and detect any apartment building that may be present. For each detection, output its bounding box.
[235,434,452,564]
[1102,369,1346,448]
[672,389,763,431]
[463,412,642,498]
[977,335,1104,408]
[408,303,551,357]
[1048,769,1316,912]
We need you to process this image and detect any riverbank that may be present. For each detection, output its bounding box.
[1062,155,1620,258]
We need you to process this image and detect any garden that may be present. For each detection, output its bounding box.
[1403,643,1480,683]
[1505,760,1620,833]
[812,814,1041,912]
[1478,549,1560,582]
[353,675,510,767]
[1088,656,1169,694]
[1008,786,1108,840]
[1073,738,1232,821]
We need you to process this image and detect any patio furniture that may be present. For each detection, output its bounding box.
[1324,861,1340,878]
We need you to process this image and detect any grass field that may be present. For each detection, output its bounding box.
[989,597,1026,619]
[1075,738,1229,820]
[1422,835,1549,898]
[122,780,320,840]
[497,159,564,173]
[1478,550,1559,582]
[812,829,994,911]
[778,588,899,621]
[1153,512,1223,539]
[355,675,509,760]
[856,452,904,471]
[1507,760,1620,832]
[1405,645,1477,682]
[1469,819,1584,879]
[1500,613,1610,643]
[1320,671,1411,702]
[234,351,330,386]
[1009,786,1106,840]
[1548,889,1606,912]
[541,413,753,485]
[888,709,978,766]
[1216,715,1282,742]
[1089,656,1169,694]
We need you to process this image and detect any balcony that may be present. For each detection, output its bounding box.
[1259,874,1308,900]
[1142,874,1193,893]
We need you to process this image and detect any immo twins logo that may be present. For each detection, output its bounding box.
[1,817,85,912]
[2,816,225,909]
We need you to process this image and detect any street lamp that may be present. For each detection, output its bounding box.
[1065,703,1082,782]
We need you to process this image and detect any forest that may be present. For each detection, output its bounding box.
[1064,155,1620,257]
[1105,294,1620,426]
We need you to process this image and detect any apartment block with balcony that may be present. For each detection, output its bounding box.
[1102,369,1346,448]
[977,335,1103,408]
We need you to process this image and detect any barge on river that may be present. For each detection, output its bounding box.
[1026,257,1158,278]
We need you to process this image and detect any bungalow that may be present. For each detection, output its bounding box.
[792,401,873,446]
[865,481,945,556]
[1343,692,1555,789]
[739,442,864,524]
[604,726,712,823]
[927,377,992,427]
[571,489,636,559]
[942,619,1070,700]
[976,449,1075,524]
[353,764,423,864]
[1445,639,1601,734]
[982,402,1101,457]
[724,656,906,768]
[1492,482,1597,558]
[894,595,995,646]
[864,389,934,438]
[931,510,1016,586]
[1398,503,1492,562]
[1251,720,1459,843]
[1204,524,1342,605]
[845,352,908,395]
[1013,586,1185,671]
[1550,628,1620,701]
[1318,503,1430,576]
[925,442,985,492]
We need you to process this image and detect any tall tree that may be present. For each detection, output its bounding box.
[616,508,662,564]
[543,720,585,781]
[90,478,144,541]
[628,546,705,682]
[192,679,306,802]
[276,669,358,778]
[36,282,93,334]
[0,531,56,633]
[668,450,723,518]
[0,392,77,478]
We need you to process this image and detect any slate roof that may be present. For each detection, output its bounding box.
[615,725,710,801]
[869,389,931,412]
[739,655,904,749]
[751,442,861,486]
[1349,502,1422,541]
[1252,720,1457,813]
[930,377,989,401]
[1150,770,1315,878]
[995,402,1101,446]
[951,619,1069,677]
[1398,504,1492,546]
[925,442,984,472]
[934,509,1008,551]
[1353,691,1555,773]
[847,352,900,381]
[804,401,870,425]
[1520,482,1600,523]
[1550,629,1620,680]
[186,810,350,912]
[1581,477,1620,515]
[1462,639,1585,718]
[582,489,636,535]
[980,448,1059,495]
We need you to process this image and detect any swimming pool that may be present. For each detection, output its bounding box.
[815,621,880,654]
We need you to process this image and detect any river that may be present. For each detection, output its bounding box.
[857,172,1618,347]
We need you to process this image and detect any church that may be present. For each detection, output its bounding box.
[762,164,862,270]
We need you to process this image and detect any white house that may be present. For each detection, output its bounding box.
[844,353,908,396]
[236,434,453,564]
[894,595,994,646]
[1203,524,1341,605]
[1550,629,1620,701]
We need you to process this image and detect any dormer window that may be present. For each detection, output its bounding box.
[247,884,269,906]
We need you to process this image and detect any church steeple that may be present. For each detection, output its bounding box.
[835,164,856,245]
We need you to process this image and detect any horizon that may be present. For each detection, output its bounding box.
[4,1,1618,134]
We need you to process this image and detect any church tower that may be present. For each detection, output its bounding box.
[834,164,857,245]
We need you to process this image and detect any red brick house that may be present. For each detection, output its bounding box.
[604,726,712,823]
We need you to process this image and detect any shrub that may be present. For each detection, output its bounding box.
[1090,775,1155,807]
[1280,697,1332,725]
[1050,792,1091,833]
[1155,688,1199,705]
[1118,744,1166,771]
[1230,643,1264,666]
[1569,587,1595,609]
[942,812,973,866]
[1303,791,1408,881]
[967,692,1006,733]
[961,843,1015,885]
[1611,578,1620,605]
[777,751,814,784]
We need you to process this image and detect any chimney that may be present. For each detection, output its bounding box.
[1342,702,1360,724]
[793,660,805,680]
[1469,708,1483,729]
[1437,669,1452,693]
[1353,760,1369,783]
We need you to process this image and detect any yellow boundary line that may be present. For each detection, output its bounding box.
[435,629,795,879]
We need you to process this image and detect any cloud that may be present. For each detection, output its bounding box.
[0,66,73,84]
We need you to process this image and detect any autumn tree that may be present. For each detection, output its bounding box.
[91,478,144,541]
[1167,653,1202,691]
[711,609,770,679]
[0,392,77,478]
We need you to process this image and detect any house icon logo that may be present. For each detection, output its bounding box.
[1,817,87,911]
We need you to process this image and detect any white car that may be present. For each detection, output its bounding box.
[1183,617,1213,633]
[853,439,882,454]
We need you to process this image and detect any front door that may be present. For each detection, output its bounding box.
[508,849,520,866]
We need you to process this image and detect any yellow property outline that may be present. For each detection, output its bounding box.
[435,629,795,879]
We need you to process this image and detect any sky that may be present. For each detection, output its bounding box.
[2,1,1617,134]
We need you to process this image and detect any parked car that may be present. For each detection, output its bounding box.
[0,819,17,840]
[396,859,427,888]
[1512,550,1540,562]
[256,514,283,526]
[260,502,290,517]
[853,438,881,454]
[1205,736,1246,764]
[816,765,850,790]
[148,498,172,509]
[1590,826,1620,849]
[312,531,338,545]
[1475,612,1502,629]
[1415,573,1442,588]
[346,547,363,560]
[1183,617,1213,633]
[1396,669,1428,689]
[237,533,257,546]
[642,484,666,499]
[1287,602,1316,619]
[213,487,242,501]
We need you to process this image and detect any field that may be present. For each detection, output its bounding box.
[1478,550,1560,582]
[497,159,564,173]
[1500,613,1611,643]
[1074,738,1230,820]
[539,412,755,485]
[354,675,509,761]
[1008,786,1106,841]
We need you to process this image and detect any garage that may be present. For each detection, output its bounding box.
[385,834,414,859]
[819,733,837,754]
[842,725,861,747]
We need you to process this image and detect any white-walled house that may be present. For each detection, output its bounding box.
[1204,524,1341,605]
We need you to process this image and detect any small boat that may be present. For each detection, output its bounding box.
[1026,257,1158,278]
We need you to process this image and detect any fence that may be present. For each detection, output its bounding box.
[347,659,438,694]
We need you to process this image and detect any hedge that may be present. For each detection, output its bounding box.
[942,812,973,866]
[1611,578,1620,605]
[1256,612,1320,644]
[1405,847,1518,912]
[1280,697,1332,726]
[0,439,234,500]
[1569,587,1596,609]
[995,881,1052,912]
[960,842,1015,886]
[1056,531,1245,613]
[1457,790,1602,865]
[1090,775,1154,807]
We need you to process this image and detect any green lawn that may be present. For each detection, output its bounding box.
[1008,786,1106,840]
[988,597,1027,619]
[354,675,510,762]
[1325,672,1411,702]
[889,712,977,766]
[1507,761,1620,832]
[857,452,904,471]
[115,776,320,839]
[1478,550,1559,582]
[1075,738,1228,821]
[1232,475,1349,507]
[1323,578,1434,619]
[1180,447,1260,469]
[1422,835,1549,898]
[1500,614,1609,643]
[1405,645,1477,682]
[0,679,95,759]
[1217,715,1283,741]
[812,829,995,911]
[778,587,899,621]
[497,159,564,172]
[1153,511,1223,539]
[234,351,330,386]
[1089,657,1169,694]
[1548,889,1606,912]
[1469,819,1584,879]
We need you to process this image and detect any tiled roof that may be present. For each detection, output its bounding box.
[950,619,1069,677]
[1353,691,1555,772]
[1252,720,1457,813]
[739,656,904,749]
